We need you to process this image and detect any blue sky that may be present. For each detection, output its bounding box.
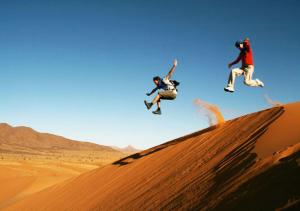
[0,0,299,149]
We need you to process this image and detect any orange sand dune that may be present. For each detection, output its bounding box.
[0,161,87,209]
[5,102,300,211]
[0,124,128,208]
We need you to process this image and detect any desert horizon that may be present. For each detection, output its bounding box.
[0,101,299,210]
[0,124,140,208]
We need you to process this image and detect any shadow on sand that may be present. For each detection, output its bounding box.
[215,150,300,211]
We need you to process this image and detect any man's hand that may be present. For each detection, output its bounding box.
[146,93,151,96]
[228,63,232,69]
[173,59,178,67]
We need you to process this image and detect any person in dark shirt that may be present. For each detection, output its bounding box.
[144,59,178,115]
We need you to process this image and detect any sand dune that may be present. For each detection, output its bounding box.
[0,161,86,209]
[255,102,300,158]
[4,102,300,210]
[0,124,128,208]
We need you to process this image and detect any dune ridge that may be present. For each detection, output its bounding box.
[4,102,300,210]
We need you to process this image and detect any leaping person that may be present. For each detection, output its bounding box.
[144,59,179,115]
[224,38,264,93]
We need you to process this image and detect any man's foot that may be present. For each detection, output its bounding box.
[224,86,234,93]
[152,108,161,115]
[144,100,153,110]
[256,79,264,88]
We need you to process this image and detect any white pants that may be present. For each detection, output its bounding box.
[227,65,261,88]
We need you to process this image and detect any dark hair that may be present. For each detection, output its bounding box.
[235,40,242,48]
[153,76,161,81]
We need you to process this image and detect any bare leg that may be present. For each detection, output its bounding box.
[152,94,161,105]
[157,99,161,109]
[144,94,161,111]
[152,98,162,115]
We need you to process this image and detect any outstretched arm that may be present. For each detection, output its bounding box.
[146,87,158,96]
[166,59,178,80]
[228,55,241,68]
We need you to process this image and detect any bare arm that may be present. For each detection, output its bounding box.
[166,59,178,80]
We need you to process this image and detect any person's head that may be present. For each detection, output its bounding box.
[153,76,161,86]
[235,41,243,50]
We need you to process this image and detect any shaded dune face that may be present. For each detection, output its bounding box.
[6,103,300,211]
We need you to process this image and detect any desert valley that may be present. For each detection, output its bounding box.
[0,124,136,209]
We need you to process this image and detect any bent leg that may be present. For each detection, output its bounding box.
[227,68,244,88]
[152,91,176,107]
[157,100,161,108]
[158,90,177,100]
[244,66,262,87]
[152,94,161,104]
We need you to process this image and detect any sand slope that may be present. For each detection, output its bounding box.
[0,161,88,209]
[5,102,300,211]
[0,124,127,209]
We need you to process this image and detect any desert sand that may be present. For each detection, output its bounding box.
[0,124,127,208]
[3,102,300,210]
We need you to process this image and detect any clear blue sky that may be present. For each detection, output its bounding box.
[0,0,299,149]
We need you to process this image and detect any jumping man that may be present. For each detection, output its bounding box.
[144,59,178,115]
[224,38,264,93]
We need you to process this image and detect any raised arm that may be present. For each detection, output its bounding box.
[166,59,178,80]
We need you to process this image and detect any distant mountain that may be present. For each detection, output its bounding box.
[0,123,116,151]
[112,145,140,154]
